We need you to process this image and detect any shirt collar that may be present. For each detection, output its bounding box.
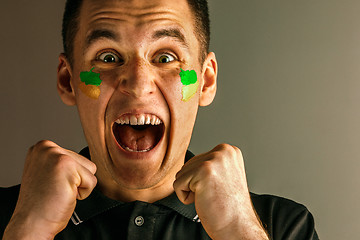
[72,147,198,225]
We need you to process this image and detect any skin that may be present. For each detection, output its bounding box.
[61,0,215,202]
[3,0,269,239]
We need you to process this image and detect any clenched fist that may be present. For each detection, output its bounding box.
[3,140,97,240]
[173,144,269,240]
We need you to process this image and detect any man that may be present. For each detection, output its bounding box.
[0,0,319,239]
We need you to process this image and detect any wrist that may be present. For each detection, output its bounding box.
[3,211,56,240]
[211,217,270,240]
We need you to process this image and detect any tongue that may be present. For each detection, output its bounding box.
[115,125,158,151]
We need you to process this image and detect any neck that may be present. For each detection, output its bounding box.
[95,164,182,203]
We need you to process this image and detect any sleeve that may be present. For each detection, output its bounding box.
[276,207,319,240]
[250,193,319,240]
[0,185,20,238]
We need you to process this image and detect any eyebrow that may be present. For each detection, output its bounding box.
[84,29,120,51]
[152,28,189,50]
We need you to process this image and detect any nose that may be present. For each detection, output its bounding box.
[117,58,156,98]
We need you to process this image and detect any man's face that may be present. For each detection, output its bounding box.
[58,0,216,192]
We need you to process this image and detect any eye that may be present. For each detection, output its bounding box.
[97,51,122,63]
[154,53,176,63]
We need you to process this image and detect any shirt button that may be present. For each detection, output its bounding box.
[134,216,144,226]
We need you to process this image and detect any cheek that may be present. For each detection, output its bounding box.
[158,68,199,128]
[158,68,200,102]
[78,67,102,99]
[76,67,118,103]
[77,67,119,101]
[96,69,120,89]
[75,69,115,131]
[158,68,184,102]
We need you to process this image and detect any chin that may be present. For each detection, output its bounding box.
[108,155,172,190]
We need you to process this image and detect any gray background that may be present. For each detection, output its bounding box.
[1,0,359,239]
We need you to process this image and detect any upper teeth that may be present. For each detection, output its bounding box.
[115,114,162,125]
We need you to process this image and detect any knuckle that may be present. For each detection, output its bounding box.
[26,141,62,165]
[89,161,97,173]
[26,147,35,160]
[173,177,184,191]
[208,151,222,161]
[28,144,35,153]
[234,146,243,157]
[173,179,178,190]
[35,140,55,148]
[54,154,75,170]
[77,189,89,200]
[216,143,232,151]
[91,174,98,187]
[32,140,61,156]
[200,161,217,177]
[215,143,242,158]
[69,173,81,187]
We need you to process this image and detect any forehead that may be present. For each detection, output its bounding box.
[76,0,197,48]
[81,0,192,20]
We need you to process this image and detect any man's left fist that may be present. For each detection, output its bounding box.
[173,144,269,240]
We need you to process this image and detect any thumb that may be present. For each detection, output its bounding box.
[173,177,195,205]
[75,165,98,200]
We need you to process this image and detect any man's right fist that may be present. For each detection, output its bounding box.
[3,140,97,240]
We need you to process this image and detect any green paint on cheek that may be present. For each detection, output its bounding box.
[80,67,102,86]
[180,68,197,85]
[180,68,199,101]
[79,67,102,99]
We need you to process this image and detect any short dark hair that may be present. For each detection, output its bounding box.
[62,0,210,66]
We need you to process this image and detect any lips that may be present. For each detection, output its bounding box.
[112,114,164,153]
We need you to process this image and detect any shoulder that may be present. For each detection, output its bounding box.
[250,192,309,216]
[0,185,20,208]
[250,192,319,240]
[0,185,20,236]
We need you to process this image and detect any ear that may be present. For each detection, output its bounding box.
[57,53,76,106]
[199,52,218,106]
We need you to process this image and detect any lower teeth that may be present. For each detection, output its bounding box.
[124,146,152,153]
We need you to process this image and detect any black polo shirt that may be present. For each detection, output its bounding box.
[0,148,319,239]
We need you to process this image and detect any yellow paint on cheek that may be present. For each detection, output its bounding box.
[78,82,101,99]
[182,80,199,101]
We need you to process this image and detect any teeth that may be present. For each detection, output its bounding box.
[130,115,137,125]
[138,115,145,125]
[124,146,151,152]
[150,116,156,125]
[115,114,162,126]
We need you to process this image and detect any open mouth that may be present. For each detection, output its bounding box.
[112,114,164,153]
